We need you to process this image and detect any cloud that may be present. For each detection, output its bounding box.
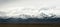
[0,0,60,19]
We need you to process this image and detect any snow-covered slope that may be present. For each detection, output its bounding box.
[0,7,59,19]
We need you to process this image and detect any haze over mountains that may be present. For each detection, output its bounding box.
[0,0,60,19]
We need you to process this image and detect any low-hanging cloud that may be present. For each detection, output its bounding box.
[0,0,60,19]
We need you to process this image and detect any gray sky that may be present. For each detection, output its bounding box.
[0,0,59,9]
[0,0,60,19]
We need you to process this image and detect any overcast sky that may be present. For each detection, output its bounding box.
[0,0,60,9]
[0,0,60,19]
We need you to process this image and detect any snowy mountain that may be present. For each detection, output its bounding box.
[0,7,58,19]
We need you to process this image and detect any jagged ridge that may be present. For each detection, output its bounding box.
[0,18,60,23]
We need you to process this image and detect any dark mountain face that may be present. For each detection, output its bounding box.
[0,18,60,24]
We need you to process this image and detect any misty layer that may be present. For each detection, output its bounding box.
[0,0,60,19]
[0,7,59,19]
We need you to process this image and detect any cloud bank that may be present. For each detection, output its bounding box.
[0,0,60,19]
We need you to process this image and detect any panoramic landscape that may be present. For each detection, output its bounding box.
[0,0,60,24]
